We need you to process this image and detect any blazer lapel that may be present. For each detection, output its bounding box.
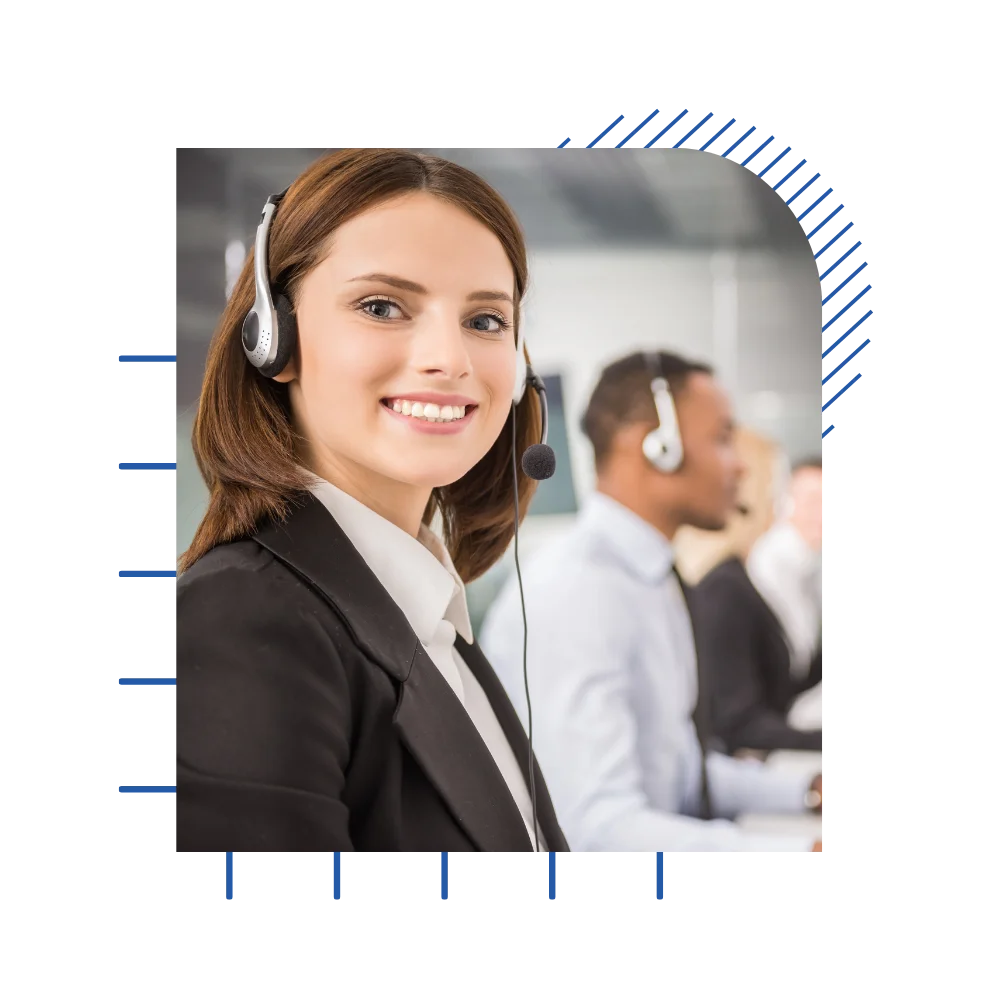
[457,636,570,852]
[394,643,535,851]
[253,493,534,852]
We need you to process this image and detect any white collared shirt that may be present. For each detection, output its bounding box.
[306,474,544,850]
[481,491,813,852]
[747,523,822,679]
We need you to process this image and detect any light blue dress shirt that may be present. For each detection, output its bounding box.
[480,492,815,851]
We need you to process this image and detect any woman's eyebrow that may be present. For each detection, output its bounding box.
[348,272,513,305]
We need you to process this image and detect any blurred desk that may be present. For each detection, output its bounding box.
[738,812,822,841]
[767,749,822,779]
[737,749,822,843]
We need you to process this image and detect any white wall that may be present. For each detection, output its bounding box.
[519,246,821,509]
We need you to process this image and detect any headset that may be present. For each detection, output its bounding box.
[242,188,555,852]
[641,351,752,521]
[641,351,684,474]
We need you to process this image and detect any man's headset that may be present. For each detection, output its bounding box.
[641,351,684,474]
[640,350,749,516]
[242,188,555,851]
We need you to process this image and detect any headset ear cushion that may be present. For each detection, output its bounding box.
[258,293,298,378]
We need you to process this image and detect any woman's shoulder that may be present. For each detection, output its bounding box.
[179,537,277,587]
[178,537,323,620]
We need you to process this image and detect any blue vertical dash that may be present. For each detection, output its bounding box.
[226,852,233,900]
[549,852,556,899]
[334,852,341,899]
[657,853,663,899]
[441,852,448,899]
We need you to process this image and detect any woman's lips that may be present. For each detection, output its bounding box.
[380,399,477,435]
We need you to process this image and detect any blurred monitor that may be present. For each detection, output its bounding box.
[525,371,576,518]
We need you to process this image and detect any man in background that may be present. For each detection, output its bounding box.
[481,351,821,851]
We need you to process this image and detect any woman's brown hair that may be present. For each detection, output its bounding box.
[180,149,542,583]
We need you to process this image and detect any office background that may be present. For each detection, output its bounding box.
[176,148,820,630]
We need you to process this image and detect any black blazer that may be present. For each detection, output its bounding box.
[177,493,569,852]
[693,557,821,755]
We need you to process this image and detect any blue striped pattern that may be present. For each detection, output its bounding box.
[587,115,624,147]
[758,146,791,178]
[786,173,820,206]
[700,118,735,151]
[823,373,861,411]
[814,221,853,258]
[722,126,755,158]
[644,109,688,148]
[558,106,875,441]
[823,339,870,386]
[808,205,845,240]
[822,262,868,305]
[674,112,713,148]
[822,286,871,332]
[741,135,773,166]
[773,158,806,191]
[819,241,862,281]
[823,310,872,359]
[798,188,833,222]
[617,109,659,147]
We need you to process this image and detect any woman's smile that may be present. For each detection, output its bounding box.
[380,395,479,434]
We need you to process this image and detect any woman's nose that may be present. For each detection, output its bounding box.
[413,318,472,381]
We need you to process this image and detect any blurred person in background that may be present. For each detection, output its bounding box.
[672,425,784,585]
[752,458,823,730]
[176,149,568,853]
[481,351,821,851]
[695,457,822,754]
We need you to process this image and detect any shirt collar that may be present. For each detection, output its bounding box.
[304,473,474,646]
[580,491,676,583]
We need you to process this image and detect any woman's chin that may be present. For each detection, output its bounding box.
[383,457,481,491]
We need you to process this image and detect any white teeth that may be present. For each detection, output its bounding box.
[387,399,471,422]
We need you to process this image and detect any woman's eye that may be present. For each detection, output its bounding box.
[360,298,404,321]
[467,313,507,335]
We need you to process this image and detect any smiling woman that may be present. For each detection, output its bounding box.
[176,149,568,853]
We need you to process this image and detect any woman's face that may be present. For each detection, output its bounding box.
[279,191,518,505]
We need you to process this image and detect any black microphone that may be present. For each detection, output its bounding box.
[522,444,556,481]
[521,368,556,481]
